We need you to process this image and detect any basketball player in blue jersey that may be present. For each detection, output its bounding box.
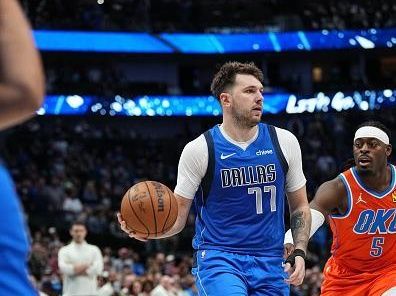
[119,62,311,295]
[0,0,45,295]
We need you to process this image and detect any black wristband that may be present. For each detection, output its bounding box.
[285,249,306,267]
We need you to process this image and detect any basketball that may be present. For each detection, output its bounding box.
[120,181,178,238]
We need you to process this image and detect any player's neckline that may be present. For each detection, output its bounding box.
[351,165,396,198]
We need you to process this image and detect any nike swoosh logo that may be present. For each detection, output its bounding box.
[220,153,236,160]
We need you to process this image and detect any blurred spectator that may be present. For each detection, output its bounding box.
[151,275,177,296]
[97,271,115,296]
[130,280,143,295]
[141,280,155,296]
[58,222,104,296]
[113,247,134,273]
[63,191,83,213]
[29,275,49,296]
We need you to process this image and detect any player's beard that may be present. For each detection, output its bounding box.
[356,166,373,176]
[231,105,260,129]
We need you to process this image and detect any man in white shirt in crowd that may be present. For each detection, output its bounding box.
[97,271,115,296]
[151,275,177,296]
[58,222,104,296]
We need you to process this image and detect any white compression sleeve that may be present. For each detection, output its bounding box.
[284,208,325,244]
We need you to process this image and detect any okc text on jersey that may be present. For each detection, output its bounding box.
[353,208,396,234]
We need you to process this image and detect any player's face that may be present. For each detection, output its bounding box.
[353,137,392,175]
[70,225,87,243]
[224,74,264,127]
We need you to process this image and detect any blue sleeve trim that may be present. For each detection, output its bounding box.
[330,174,352,219]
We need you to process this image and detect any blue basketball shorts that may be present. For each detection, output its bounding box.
[0,164,37,296]
[192,249,289,296]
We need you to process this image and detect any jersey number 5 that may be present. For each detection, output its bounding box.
[370,237,384,257]
[248,185,276,214]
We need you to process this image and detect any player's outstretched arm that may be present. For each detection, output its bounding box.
[284,178,347,248]
[0,0,45,130]
[284,178,346,285]
[118,193,193,242]
[310,178,346,218]
[284,185,311,286]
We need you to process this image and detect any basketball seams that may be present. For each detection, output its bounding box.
[161,188,173,233]
[145,181,158,237]
[121,181,178,238]
[126,188,150,237]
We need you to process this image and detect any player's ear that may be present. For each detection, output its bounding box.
[385,144,392,157]
[219,92,231,108]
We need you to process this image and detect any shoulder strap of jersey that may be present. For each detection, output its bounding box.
[201,129,215,205]
[342,167,362,192]
[267,125,289,175]
[332,169,355,219]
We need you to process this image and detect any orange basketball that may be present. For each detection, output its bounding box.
[120,181,178,238]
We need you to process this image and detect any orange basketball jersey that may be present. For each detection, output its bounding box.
[328,164,396,273]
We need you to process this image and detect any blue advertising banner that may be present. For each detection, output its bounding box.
[34,28,396,53]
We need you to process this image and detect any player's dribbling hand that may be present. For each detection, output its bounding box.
[284,256,305,286]
[283,243,295,259]
[116,213,148,242]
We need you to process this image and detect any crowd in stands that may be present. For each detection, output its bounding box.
[300,0,396,31]
[21,0,396,33]
[44,63,169,96]
[43,58,382,99]
[1,109,395,295]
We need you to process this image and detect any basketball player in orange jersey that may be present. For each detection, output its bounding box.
[0,0,44,295]
[284,121,396,295]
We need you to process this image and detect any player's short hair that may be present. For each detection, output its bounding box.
[70,221,87,229]
[210,61,264,99]
[357,121,391,140]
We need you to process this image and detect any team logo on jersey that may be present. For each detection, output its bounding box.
[201,250,206,259]
[392,191,396,203]
[220,152,236,160]
[356,193,366,204]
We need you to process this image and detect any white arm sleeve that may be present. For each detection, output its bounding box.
[58,248,75,276]
[284,208,325,244]
[174,135,208,199]
[276,127,306,193]
[86,246,104,276]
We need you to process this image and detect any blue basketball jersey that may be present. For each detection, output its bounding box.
[193,123,288,257]
[0,163,37,295]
